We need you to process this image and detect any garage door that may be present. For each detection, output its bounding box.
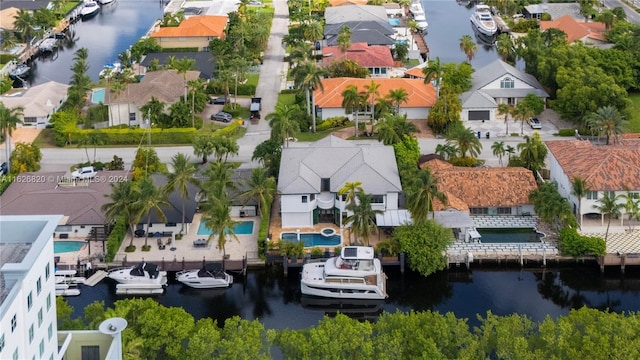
[468,110,490,121]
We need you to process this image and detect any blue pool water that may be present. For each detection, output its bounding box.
[91,88,105,103]
[280,233,342,247]
[388,18,401,26]
[54,241,87,254]
[197,221,254,235]
[477,228,543,243]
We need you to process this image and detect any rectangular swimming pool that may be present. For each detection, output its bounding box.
[91,88,105,103]
[388,18,401,26]
[197,221,254,235]
[477,228,543,243]
[54,241,87,254]
[281,232,342,247]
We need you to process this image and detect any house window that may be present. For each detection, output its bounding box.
[629,192,640,199]
[310,194,315,201]
[129,113,136,121]
[45,263,50,280]
[13,348,18,360]
[500,77,514,89]
[0,334,4,352]
[23,117,37,123]
[27,292,33,310]
[607,191,616,198]
[301,196,308,203]
[11,314,17,332]
[497,207,512,215]
[46,294,51,311]
[81,345,100,360]
[166,222,177,227]
[37,278,42,294]
[470,207,489,215]
[507,97,516,105]
[321,178,330,192]
[48,323,53,340]
[371,195,384,204]
[29,324,34,343]
[39,340,44,357]
[38,309,43,327]
[381,68,387,75]
[586,191,598,200]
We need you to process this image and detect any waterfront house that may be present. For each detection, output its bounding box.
[140,52,215,80]
[0,81,69,128]
[0,171,131,240]
[322,43,394,78]
[546,139,640,229]
[459,59,548,122]
[277,136,402,229]
[194,168,258,218]
[540,15,610,48]
[328,0,367,6]
[314,77,437,120]
[324,5,395,46]
[103,69,200,127]
[0,7,19,30]
[149,15,228,51]
[420,159,538,216]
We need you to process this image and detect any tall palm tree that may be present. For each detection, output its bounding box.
[241,167,276,216]
[491,141,506,166]
[364,80,381,132]
[622,191,640,231]
[422,57,444,97]
[165,153,198,235]
[0,103,23,174]
[505,145,515,164]
[133,176,169,248]
[13,9,35,47]
[292,61,326,132]
[303,20,324,43]
[200,199,239,259]
[459,35,477,62]
[387,88,409,115]
[585,106,626,145]
[289,42,314,66]
[337,26,352,57]
[0,30,18,51]
[512,103,531,136]
[593,193,624,243]
[344,191,382,246]
[517,133,548,174]
[338,181,363,211]
[375,115,417,145]
[341,85,365,137]
[201,160,236,202]
[405,168,447,225]
[102,180,139,247]
[209,135,239,163]
[496,33,515,62]
[266,104,301,147]
[169,58,196,102]
[140,97,166,127]
[110,80,126,125]
[445,125,482,159]
[435,143,457,161]
[497,103,513,136]
[571,176,590,229]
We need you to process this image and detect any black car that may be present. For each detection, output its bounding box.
[211,111,233,122]
[209,97,228,105]
[0,162,7,175]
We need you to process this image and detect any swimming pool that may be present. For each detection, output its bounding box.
[388,18,401,26]
[91,88,105,103]
[280,233,342,247]
[54,241,87,254]
[197,221,254,235]
[477,228,543,243]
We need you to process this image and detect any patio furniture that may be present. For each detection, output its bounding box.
[157,238,166,250]
[193,238,207,248]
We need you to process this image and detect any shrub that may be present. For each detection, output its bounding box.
[231,83,256,96]
[258,196,274,259]
[511,19,538,33]
[558,227,606,258]
[105,217,126,262]
[161,47,198,52]
[450,156,478,167]
[279,240,304,258]
[316,116,349,131]
[557,128,576,137]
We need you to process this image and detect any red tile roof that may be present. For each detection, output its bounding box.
[322,43,394,68]
[540,15,606,43]
[328,0,368,6]
[151,15,227,39]
[546,140,640,190]
[314,77,436,109]
[405,66,426,79]
[421,159,538,209]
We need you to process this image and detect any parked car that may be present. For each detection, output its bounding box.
[71,166,97,180]
[529,117,542,129]
[0,162,7,175]
[248,0,263,5]
[209,97,228,105]
[211,111,233,122]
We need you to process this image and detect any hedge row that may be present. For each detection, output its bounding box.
[258,195,274,259]
[161,47,199,52]
[559,227,606,258]
[105,216,127,262]
[60,128,198,146]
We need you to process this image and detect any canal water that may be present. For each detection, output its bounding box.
[27,0,165,86]
[66,265,640,329]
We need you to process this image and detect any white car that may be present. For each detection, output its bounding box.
[529,118,542,129]
[71,166,97,180]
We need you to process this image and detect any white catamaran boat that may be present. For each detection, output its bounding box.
[107,262,168,286]
[470,5,497,37]
[176,263,233,289]
[301,246,387,300]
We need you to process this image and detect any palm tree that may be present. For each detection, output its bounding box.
[344,191,382,246]
[375,115,417,145]
[497,103,513,136]
[435,143,457,161]
[387,88,409,115]
[169,58,196,102]
[201,200,239,259]
[517,133,548,174]
[593,193,624,243]
[445,125,482,159]
[193,135,215,164]
[585,106,626,145]
[505,145,515,164]
[289,42,314,66]
[200,160,236,202]
[266,104,300,147]
[133,176,169,248]
[513,102,534,136]
[292,61,326,132]
[341,85,365,137]
[338,181,363,211]
[405,168,447,225]
[0,103,23,174]
[496,33,515,62]
[241,167,276,216]
[210,135,239,163]
[102,181,139,248]
[621,191,640,231]
[303,20,324,43]
[140,97,166,127]
[13,9,35,47]
[491,141,506,166]
[571,176,590,229]
[0,30,18,51]
[459,35,477,62]
[110,80,126,125]
[364,80,381,132]
[165,153,198,235]
[337,26,352,57]
[422,57,444,97]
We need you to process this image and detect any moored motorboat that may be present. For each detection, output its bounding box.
[98,0,113,4]
[39,38,57,53]
[80,1,101,19]
[176,263,233,289]
[300,246,387,300]
[470,4,497,37]
[409,3,428,31]
[99,61,123,78]
[107,262,168,286]
[9,64,30,79]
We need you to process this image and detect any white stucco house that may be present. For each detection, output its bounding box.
[0,81,69,128]
[546,139,640,229]
[459,60,549,122]
[277,136,403,229]
[314,77,437,120]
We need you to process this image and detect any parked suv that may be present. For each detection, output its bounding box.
[209,97,228,105]
[71,166,97,180]
[211,111,232,122]
[528,117,542,129]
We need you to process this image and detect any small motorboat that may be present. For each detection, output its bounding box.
[9,64,30,79]
[99,61,122,78]
[470,4,497,37]
[80,1,100,19]
[107,262,167,286]
[39,38,57,53]
[98,0,114,4]
[176,263,233,289]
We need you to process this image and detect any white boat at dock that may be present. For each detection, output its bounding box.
[39,38,58,53]
[176,263,233,289]
[55,270,84,296]
[470,4,497,37]
[301,246,388,300]
[107,262,168,286]
[80,0,101,19]
[9,64,30,78]
[409,3,429,31]
[98,0,113,4]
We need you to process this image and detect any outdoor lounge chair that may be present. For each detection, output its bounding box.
[157,238,166,250]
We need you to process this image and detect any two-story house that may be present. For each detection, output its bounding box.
[322,43,394,78]
[546,139,640,228]
[277,136,402,229]
[149,15,228,51]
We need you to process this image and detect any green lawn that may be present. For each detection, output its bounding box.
[627,92,640,133]
[277,93,296,106]
[245,74,259,88]
[296,129,336,142]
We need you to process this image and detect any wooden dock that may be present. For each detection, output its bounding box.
[598,253,640,274]
[411,31,429,61]
[493,15,511,34]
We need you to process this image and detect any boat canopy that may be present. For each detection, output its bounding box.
[341,246,374,260]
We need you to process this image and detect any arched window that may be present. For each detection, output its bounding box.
[500,77,515,89]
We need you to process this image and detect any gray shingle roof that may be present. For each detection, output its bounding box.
[278,136,402,195]
[470,60,548,96]
[325,21,395,46]
[325,5,388,24]
[148,173,198,225]
[460,90,496,108]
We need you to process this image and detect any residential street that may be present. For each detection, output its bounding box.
[603,0,640,23]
